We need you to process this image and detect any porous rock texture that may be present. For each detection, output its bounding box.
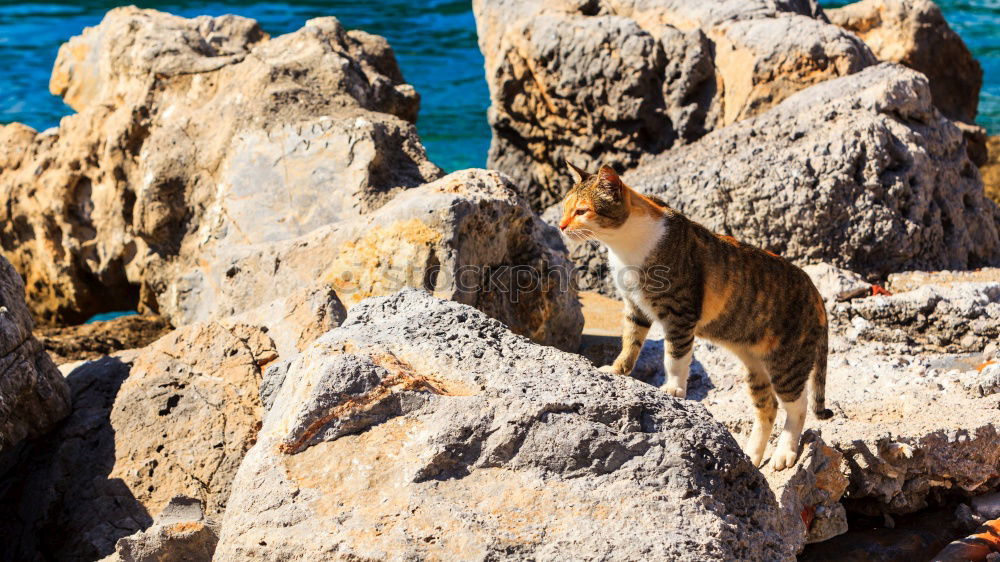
[108,322,277,520]
[228,283,348,359]
[473,0,876,208]
[631,63,1000,275]
[0,255,70,469]
[561,63,1000,293]
[983,135,1000,205]
[827,0,983,124]
[829,268,1000,354]
[762,433,849,548]
[0,321,277,561]
[181,169,584,352]
[215,289,792,561]
[108,496,219,562]
[0,7,441,326]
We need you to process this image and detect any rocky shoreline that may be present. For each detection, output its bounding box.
[1,2,1000,560]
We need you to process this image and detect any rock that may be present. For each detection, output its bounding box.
[627,63,1000,278]
[227,284,347,359]
[827,0,983,124]
[800,508,973,561]
[0,356,150,561]
[0,254,70,469]
[956,121,988,167]
[973,492,1000,521]
[111,496,218,562]
[108,322,276,520]
[36,314,171,365]
[0,321,275,560]
[887,268,1000,293]
[0,7,441,326]
[828,269,1000,354]
[473,0,875,209]
[215,289,792,560]
[803,263,873,303]
[170,170,583,352]
[761,432,849,550]
[982,136,1000,206]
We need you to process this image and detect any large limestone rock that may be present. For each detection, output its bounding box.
[0,356,149,561]
[635,63,1000,276]
[0,255,69,468]
[0,320,283,561]
[216,289,792,560]
[473,0,876,208]
[828,0,983,124]
[0,7,441,325]
[563,63,1000,294]
[108,322,277,520]
[167,169,584,352]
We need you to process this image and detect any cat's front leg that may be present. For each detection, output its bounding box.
[661,321,694,398]
[599,300,651,375]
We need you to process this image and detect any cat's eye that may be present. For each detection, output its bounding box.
[575,208,587,216]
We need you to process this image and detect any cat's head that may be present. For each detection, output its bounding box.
[558,163,629,240]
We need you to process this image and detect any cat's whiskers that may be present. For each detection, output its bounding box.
[566,228,597,242]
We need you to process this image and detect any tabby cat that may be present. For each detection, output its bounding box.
[559,163,832,470]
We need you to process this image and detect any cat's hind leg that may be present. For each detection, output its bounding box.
[743,358,777,467]
[772,392,807,470]
[769,353,812,470]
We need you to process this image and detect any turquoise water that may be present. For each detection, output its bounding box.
[0,0,491,172]
[0,1,997,169]
[86,310,138,323]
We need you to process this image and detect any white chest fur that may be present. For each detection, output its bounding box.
[604,214,667,320]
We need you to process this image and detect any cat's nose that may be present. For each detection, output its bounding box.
[559,217,571,230]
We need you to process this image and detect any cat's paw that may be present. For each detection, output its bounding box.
[748,449,766,468]
[661,384,687,399]
[599,363,632,375]
[770,447,800,471]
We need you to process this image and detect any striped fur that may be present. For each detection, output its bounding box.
[560,164,832,470]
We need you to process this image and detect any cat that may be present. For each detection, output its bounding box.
[559,163,832,470]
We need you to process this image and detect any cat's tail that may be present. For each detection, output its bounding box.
[813,327,833,420]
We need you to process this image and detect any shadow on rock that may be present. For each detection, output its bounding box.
[0,356,152,561]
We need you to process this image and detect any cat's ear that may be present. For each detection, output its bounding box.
[597,165,623,198]
[566,161,590,182]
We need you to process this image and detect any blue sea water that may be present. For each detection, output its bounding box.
[0,1,998,173]
[0,0,491,172]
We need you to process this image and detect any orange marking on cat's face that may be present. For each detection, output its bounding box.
[559,193,596,232]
